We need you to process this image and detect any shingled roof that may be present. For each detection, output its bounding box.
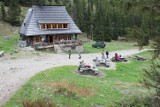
[19,5,81,36]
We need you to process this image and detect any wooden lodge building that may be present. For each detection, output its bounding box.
[19,5,82,51]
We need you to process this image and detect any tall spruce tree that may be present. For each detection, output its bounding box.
[4,0,10,6]
[32,0,46,5]
[143,1,160,105]
[117,0,160,106]
[54,0,60,5]
[7,0,21,26]
[48,0,53,5]
[86,0,93,38]
[81,0,87,31]
[1,2,6,21]
[93,0,112,41]
[73,0,84,31]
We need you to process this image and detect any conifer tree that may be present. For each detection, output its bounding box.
[4,0,10,6]
[48,0,53,5]
[73,0,84,31]
[93,0,112,41]
[54,0,60,5]
[7,0,21,26]
[1,2,6,21]
[143,3,160,105]
[86,0,93,38]
[32,0,46,5]
[81,0,87,31]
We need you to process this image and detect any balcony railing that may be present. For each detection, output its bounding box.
[33,40,82,50]
[54,40,83,45]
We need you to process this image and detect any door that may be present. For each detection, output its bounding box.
[47,36,53,44]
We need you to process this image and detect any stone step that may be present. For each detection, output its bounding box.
[54,45,64,54]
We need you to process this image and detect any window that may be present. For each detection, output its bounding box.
[36,37,39,42]
[47,24,52,29]
[35,36,41,42]
[52,24,57,28]
[63,24,68,28]
[58,24,63,28]
[41,24,45,29]
[40,23,68,29]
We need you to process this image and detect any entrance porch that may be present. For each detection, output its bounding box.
[24,34,82,51]
[25,34,78,46]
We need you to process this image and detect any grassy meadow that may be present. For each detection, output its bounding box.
[0,35,19,52]
[83,41,138,53]
[3,51,153,107]
[0,20,19,53]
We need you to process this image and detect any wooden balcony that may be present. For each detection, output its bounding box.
[33,40,82,50]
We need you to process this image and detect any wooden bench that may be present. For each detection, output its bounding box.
[0,51,4,57]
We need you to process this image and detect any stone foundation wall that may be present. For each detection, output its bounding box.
[62,45,83,52]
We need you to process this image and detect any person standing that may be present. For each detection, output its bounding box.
[78,52,81,59]
[101,50,105,59]
[68,49,71,59]
[106,51,109,59]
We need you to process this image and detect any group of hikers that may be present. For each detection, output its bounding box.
[101,50,122,62]
[77,49,125,71]
[69,49,122,62]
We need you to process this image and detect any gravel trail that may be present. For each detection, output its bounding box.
[0,48,148,105]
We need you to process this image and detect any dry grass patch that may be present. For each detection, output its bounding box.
[43,80,96,97]
[22,98,58,107]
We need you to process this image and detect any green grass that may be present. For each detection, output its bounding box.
[83,41,138,53]
[3,51,153,107]
[0,5,28,53]
[0,35,19,52]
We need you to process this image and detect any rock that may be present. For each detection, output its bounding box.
[11,29,15,31]
[14,50,18,53]
[10,52,14,55]
[0,51,4,57]
[9,67,17,70]
[4,36,10,40]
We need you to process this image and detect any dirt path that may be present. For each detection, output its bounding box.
[0,48,148,105]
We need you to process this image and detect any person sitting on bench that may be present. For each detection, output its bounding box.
[115,53,120,61]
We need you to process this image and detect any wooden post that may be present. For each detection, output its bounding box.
[53,36,54,44]
[48,36,50,45]
[34,36,36,44]
[75,34,77,40]
[39,36,40,42]
[45,24,47,29]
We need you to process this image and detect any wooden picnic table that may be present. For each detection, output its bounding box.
[95,59,110,67]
